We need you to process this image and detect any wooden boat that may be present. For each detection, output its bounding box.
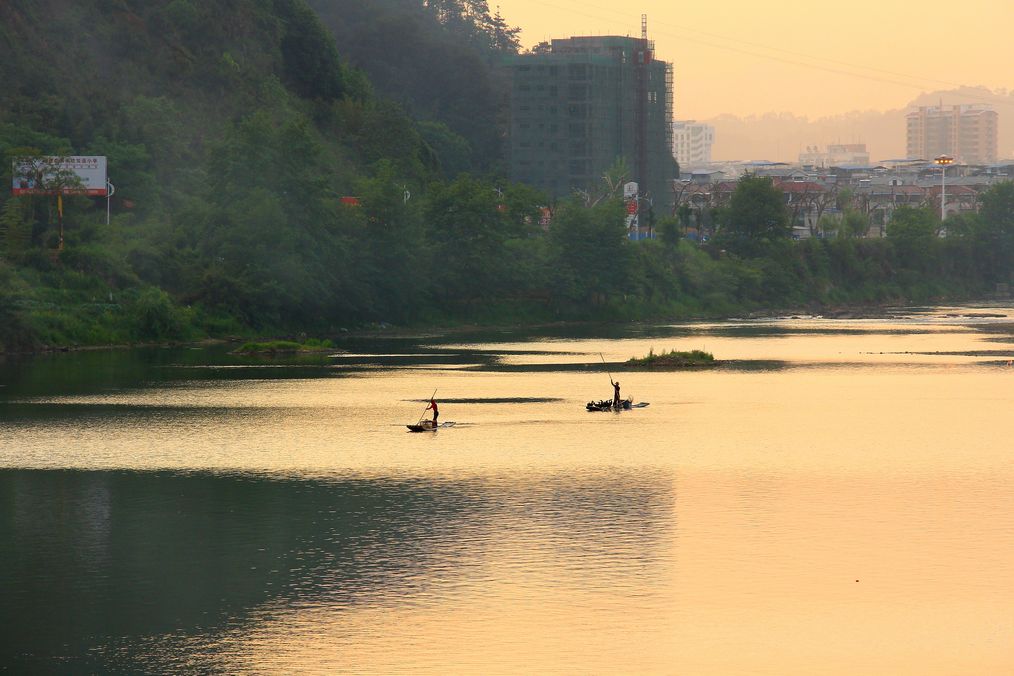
[406,421,455,432]
[585,399,648,412]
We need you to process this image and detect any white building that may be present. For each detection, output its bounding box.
[799,143,870,168]
[673,120,714,168]
[906,104,998,165]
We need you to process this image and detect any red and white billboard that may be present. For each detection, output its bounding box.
[11,156,108,196]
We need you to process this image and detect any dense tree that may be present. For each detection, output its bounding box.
[977,182,1014,280]
[351,162,429,320]
[549,200,629,307]
[717,175,790,254]
[886,206,938,272]
[423,175,512,302]
[839,209,870,239]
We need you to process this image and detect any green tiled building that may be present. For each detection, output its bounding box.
[502,35,675,210]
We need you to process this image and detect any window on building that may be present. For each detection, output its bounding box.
[567,104,588,118]
[568,64,588,79]
[568,84,589,100]
[569,160,589,174]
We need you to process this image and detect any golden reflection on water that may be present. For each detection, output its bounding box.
[2,307,1014,673]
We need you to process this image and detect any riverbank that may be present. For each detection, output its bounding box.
[5,296,1012,357]
[7,291,1014,356]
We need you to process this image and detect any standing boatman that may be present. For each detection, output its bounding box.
[426,398,439,428]
[612,381,621,408]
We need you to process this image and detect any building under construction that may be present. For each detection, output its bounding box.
[502,20,675,210]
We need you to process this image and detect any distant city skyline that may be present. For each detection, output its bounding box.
[498,0,1012,121]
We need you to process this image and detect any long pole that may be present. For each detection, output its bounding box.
[417,388,437,424]
[599,353,614,386]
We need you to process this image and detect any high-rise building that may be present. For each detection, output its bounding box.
[906,105,998,165]
[673,121,714,168]
[501,29,676,209]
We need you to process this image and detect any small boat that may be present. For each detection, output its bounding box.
[585,399,649,412]
[407,421,455,432]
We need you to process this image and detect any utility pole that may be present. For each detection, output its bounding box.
[106,180,115,225]
[934,155,953,220]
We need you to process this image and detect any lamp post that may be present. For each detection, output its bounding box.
[934,155,953,220]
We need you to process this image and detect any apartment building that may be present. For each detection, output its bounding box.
[906,105,998,165]
[673,120,714,168]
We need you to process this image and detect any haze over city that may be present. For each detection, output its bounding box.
[499,0,1014,160]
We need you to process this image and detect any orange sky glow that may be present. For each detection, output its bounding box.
[496,0,1013,121]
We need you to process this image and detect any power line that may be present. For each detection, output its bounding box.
[514,0,1014,108]
[540,0,970,90]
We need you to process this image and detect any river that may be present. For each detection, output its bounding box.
[2,305,1013,673]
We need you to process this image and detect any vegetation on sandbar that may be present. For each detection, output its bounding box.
[627,348,716,368]
[233,338,335,355]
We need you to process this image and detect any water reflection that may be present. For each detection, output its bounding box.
[3,305,1014,673]
[0,469,674,672]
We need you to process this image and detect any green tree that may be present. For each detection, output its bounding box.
[839,209,869,239]
[816,213,838,239]
[352,161,428,320]
[887,206,937,269]
[717,175,790,254]
[659,215,682,248]
[424,175,511,302]
[977,182,1014,280]
[0,262,35,351]
[549,200,629,307]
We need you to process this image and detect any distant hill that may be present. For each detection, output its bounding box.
[706,87,1014,163]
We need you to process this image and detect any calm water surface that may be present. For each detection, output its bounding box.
[2,305,1013,673]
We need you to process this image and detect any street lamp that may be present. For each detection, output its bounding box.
[934,155,953,220]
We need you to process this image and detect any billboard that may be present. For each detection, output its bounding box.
[11,156,108,196]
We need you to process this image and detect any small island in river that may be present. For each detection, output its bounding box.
[626,348,717,368]
[232,339,337,356]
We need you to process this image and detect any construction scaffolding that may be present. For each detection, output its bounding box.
[501,22,676,210]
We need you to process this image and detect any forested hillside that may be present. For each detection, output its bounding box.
[0,0,502,350]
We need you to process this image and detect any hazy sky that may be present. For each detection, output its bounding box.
[497,0,1012,120]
